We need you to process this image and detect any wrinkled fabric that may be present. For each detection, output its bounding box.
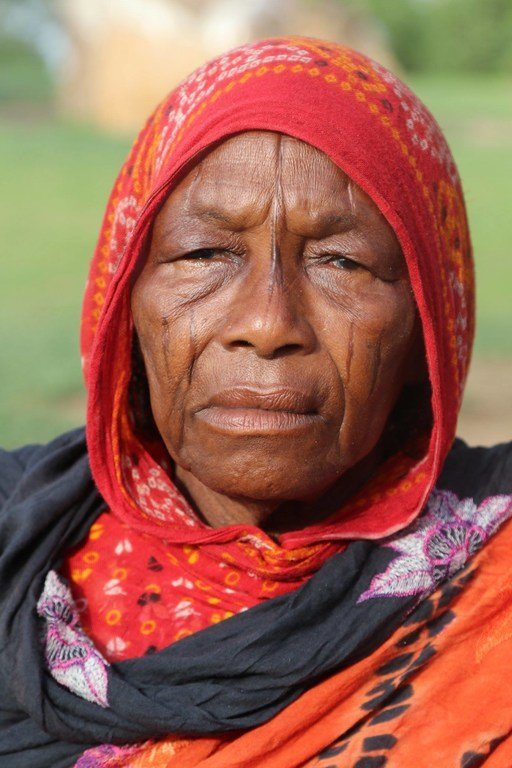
[62,448,430,663]
[1,430,512,768]
[77,506,512,768]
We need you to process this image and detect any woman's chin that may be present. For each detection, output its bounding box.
[185,455,341,506]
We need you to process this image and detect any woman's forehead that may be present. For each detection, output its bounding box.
[157,130,396,239]
[187,130,349,199]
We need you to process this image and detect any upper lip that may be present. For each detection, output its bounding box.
[203,387,319,414]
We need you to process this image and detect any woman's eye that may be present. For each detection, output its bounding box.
[184,248,221,260]
[330,255,360,271]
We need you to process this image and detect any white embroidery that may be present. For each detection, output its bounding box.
[359,490,512,602]
[37,571,110,707]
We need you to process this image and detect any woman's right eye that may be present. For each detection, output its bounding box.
[183,248,220,260]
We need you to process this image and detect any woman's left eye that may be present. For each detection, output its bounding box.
[184,248,220,260]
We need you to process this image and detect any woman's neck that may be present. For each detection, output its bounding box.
[174,447,383,534]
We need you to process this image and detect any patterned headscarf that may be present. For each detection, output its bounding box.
[81,36,474,548]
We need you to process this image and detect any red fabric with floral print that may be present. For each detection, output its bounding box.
[63,512,337,660]
[64,36,474,661]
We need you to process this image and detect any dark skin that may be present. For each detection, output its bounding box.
[131,131,421,532]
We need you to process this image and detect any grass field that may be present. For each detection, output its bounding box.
[0,119,130,446]
[1,74,511,448]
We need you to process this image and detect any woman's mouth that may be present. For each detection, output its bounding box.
[194,387,324,435]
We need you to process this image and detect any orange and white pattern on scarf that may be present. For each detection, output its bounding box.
[64,445,430,661]
[63,509,335,661]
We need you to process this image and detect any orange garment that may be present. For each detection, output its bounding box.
[78,515,512,767]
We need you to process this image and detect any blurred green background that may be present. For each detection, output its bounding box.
[1,0,511,448]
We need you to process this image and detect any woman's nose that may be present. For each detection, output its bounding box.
[220,259,316,359]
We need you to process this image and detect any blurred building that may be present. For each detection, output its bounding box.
[55,0,396,133]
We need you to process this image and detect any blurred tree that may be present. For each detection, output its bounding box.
[0,0,70,104]
[0,36,52,103]
[338,0,512,73]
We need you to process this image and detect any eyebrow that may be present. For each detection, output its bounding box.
[320,212,359,230]
[196,208,237,225]
[187,206,360,235]
[156,207,244,243]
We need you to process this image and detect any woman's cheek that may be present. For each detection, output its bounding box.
[327,290,416,423]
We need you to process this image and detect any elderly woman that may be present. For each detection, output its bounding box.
[1,36,511,768]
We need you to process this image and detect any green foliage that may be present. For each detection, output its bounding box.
[0,36,53,102]
[342,0,512,73]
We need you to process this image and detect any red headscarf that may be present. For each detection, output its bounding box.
[69,37,474,659]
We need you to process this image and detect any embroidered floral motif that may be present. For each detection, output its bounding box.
[75,742,142,767]
[359,491,512,602]
[37,570,110,706]
[76,737,179,768]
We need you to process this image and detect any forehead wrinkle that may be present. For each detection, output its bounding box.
[153,165,208,244]
[180,163,204,214]
[181,146,278,231]
[347,177,356,217]
[267,133,285,294]
[279,138,362,237]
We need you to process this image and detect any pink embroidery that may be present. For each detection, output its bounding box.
[37,571,110,707]
[359,490,512,602]
[75,742,143,767]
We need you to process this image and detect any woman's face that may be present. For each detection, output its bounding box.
[131,132,419,505]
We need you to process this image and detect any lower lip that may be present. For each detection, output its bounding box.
[195,406,323,435]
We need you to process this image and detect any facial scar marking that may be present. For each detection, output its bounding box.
[346,321,355,384]
[368,330,384,398]
[268,134,285,296]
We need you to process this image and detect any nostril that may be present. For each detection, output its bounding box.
[228,339,304,358]
[276,343,303,358]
